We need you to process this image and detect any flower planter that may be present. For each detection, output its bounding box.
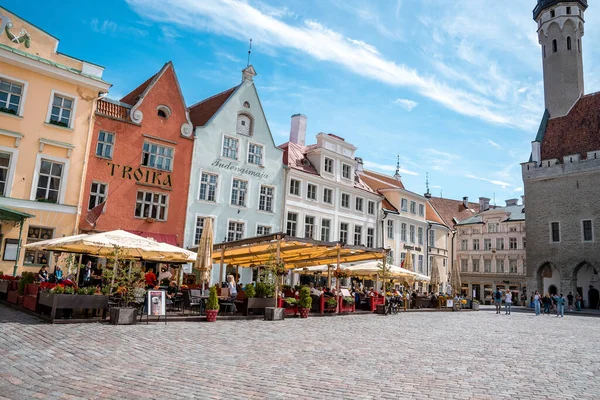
[17,295,24,306]
[25,284,39,296]
[264,307,285,321]
[0,281,9,294]
[38,292,109,323]
[472,302,480,311]
[244,297,276,316]
[110,307,138,325]
[9,281,18,291]
[339,299,355,313]
[22,295,38,312]
[7,290,18,304]
[299,307,310,318]
[206,309,218,322]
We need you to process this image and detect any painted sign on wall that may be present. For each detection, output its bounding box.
[211,159,269,179]
[107,162,172,188]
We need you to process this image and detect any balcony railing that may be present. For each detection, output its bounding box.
[96,99,130,121]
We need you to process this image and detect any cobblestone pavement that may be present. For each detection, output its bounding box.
[1,305,599,400]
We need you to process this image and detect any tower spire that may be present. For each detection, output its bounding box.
[247,38,252,67]
[394,154,401,180]
[424,172,431,198]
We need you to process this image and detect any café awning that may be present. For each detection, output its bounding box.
[0,205,35,223]
[194,233,388,268]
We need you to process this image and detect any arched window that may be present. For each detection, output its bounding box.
[567,36,572,50]
[236,113,252,136]
[552,39,557,53]
[156,105,171,119]
[157,110,167,118]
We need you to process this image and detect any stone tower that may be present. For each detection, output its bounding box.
[534,0,587,118]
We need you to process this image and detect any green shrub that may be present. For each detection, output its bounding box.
[343,296,355,305]
[326,297,337,308]
[18,272,34,294]
[64,286,75,295]
[284,297,298,306]
[206,285,220,311]
[244,283,256,298]
[298,286,312,309]
[76,288,86,295]
[255,281,274,298]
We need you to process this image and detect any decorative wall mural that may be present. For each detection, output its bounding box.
[0,12,31,48]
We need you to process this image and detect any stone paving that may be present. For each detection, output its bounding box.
[0,305,599,400]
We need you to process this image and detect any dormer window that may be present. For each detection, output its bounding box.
[156,105,171,119]
[237,113,253,136]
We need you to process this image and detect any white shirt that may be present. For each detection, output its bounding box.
[534,294,540,301]
[505,292,512,303]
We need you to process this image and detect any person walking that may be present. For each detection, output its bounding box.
[556,293,565,317]
[542,293,551,315]
[576,293,582,311]
[504,290,512,315]
[533,291,541,316]
[494,288,503,314]
[567,292,574,312]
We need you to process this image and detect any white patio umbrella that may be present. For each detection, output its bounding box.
[195,218,213,290]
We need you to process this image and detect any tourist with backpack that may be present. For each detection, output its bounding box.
[504,290,512,315]
[494,288,503,314]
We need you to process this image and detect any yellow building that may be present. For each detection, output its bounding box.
[0,8,110,275]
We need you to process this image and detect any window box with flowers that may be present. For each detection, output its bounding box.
[339,296,356,313]
[38,285,108,323]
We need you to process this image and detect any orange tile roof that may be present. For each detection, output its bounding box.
[188,86,238,127]
[426,202,445,225]
[360,169,405,190]
[279,142,318,175]
[120,72,158,106]
[382,198,398,213]
[428,197,479,228]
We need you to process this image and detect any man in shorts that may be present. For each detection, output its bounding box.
[494,288,503,314]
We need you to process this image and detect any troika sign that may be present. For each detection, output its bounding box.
[107,162,172,188]
[211,159,269,179]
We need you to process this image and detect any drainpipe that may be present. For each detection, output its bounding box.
[280,166,289,234]
[380,210,388,248]
[74,92,108,235]
[426,222,432,278]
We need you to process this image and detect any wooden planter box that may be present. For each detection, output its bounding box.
[7,290,18,304]
[369,296,385,312]
[277,298,298,316]
[23,295,38,311]
[339,297,356,313]
[25,284,39,296]
[0,281,9,294]
[244,297,276,316]
[38,292,108,323]
[110,307,138,325]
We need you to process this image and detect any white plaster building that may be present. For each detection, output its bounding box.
[280,114,381,257]
[455,199,527,303]
[184,66,284,285]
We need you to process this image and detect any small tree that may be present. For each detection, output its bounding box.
[206,285,220,311]
[298,286,312,309]
[244,283,256,298]
[102,246,143,307]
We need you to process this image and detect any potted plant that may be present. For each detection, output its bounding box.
[205,285,219,322]
[298,286,312,318]
[105,246,143,325]
[325,297,337,310]
[472,299,480,311]
[244,283,255,298]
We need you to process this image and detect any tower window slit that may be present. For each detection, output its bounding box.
[552,39,557,53]
[567,36,572,51]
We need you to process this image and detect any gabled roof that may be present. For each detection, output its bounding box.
[360,169,405,190]
[456,205,525,226]
[188,86,238,127]
[382,198,398,213]
[120,61,186,108]
[426,202,446,226]
[279,142,318,175]
[428,197,479,228]
[540,92,600,160]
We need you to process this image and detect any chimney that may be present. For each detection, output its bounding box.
[355,157,364,173]
[290,114,307,147]
[505,199,519,207]
[462,197,469,208]
[479,197,490,212]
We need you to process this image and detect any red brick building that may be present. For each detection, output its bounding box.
[79,62,194,246]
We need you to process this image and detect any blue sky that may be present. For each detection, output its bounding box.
[11,1,600,204]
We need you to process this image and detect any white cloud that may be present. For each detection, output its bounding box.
[363,160,418,176]
[488,139,502,149]
[513,187,523,192]
[124,0,532,130]
[466,174,512,189]
[215,52,242,63]
[90,19,147,37]
[394,98,418,111]
[423,148,460,172]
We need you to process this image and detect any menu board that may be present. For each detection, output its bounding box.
[147,290,166,316]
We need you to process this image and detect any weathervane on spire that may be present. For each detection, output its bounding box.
[394,154,401,180]
[425,172,431,198]
[247,38,252,66]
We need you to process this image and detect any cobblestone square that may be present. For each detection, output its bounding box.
[0,305,599,400]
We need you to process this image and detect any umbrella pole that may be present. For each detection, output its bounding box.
[336,247,340,314]
[327,265,332,289]
[110,252,118,295]
[75,253,82,286]
[275,239,281,309]
[219,248,224,287]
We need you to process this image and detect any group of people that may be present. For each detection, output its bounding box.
[493,288,514,315]
[532,291,578,317]
[37,261,103,287]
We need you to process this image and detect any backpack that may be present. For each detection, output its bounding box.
[495,291,502,300]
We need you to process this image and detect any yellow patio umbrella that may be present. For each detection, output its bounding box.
[430,259,441,293]
[195,218,213,290]
[450,260,462,296]
[403,252,413,272]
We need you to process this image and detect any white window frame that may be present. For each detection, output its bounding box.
[226,219,246,242]
[550,221,561,243]
[472,259,480,273]
[341,193,350,209]
[509,237,517,250]
[418,204,424,217]
[339,222,349,244]
[88,181,108,211]
[0,145,18,198]
[484,259,492,273]
[193,215,213,246]
[286,212,298,236]
[484,239,492,250]
[289,178,301,197]
[306,183,317,201]
[496,238,504,250]
[461,239,468,251]
[95,130,115,160]
[367,201,375,215]
[230,177,248,207]
[304,215,316,239]
[341,163,351,180]
[461,259,468,273]
[45,89,78,129]
[221,135,239,160]
[387,219,394,240]
[134,190,169,221]
[410,201,416,214]
[401,223,407,242]
[198,171,219,203]
[324,157,334,174]
[256,224,272,236]
[428,229,435,247]
[247,142,264,166]
[354,225,363,246]
[496,259,505,273]
[141,140,174,172]
[323,187,333,205]
[582,219,594,243]
[258,184,275,213]
[418,227,424,245]
[409,225,415,243]
[30,153,70,204]
[321,218,331,242]
[355,197,364,212]
[401,198,408,212]
[0,74,28,117]
[473,239,480,251]
[366,227,374,248]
